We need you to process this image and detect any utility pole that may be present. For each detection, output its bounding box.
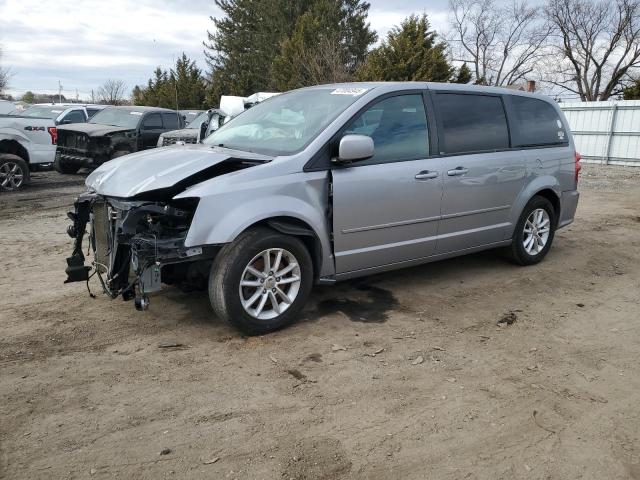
[58,80,63,104]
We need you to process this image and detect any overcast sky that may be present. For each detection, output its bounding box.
[0,0,449,100]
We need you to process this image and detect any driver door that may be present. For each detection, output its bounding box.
[332,93,444,274]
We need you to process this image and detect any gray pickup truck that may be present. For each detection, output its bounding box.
[0,104,103,191]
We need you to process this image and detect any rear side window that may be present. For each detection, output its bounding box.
[143,113,163,129]
[510,96,567,146]
[162,113,180,130]
[344,94,429,164]
[435,93,509,154]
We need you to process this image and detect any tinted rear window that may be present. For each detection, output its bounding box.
[435,93,509,154]
[510,96,567,146]
[162,113,181,130]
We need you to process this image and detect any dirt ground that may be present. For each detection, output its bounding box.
[1,165,639,480]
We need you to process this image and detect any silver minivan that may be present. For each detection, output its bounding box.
[64,82,580,334]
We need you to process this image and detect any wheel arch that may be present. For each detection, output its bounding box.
[252,216,324,281]
[0,139,30,164]
[508,177,561,239]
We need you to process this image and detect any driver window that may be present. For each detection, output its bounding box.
[344,94,429,164]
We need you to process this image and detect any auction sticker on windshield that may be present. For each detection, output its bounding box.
[130,112,144,115]
[331,87,368,96]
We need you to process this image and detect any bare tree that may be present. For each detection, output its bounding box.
[448,0,551,86]
[0,46,10,95]
[97,79,127,105]
[544,0,640,101]
[299,37,354,85]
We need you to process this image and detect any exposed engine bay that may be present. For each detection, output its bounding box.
[64,193,216,310]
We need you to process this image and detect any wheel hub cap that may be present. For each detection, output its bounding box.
[523,208,550,255]
[239,248,302,320]
[0,162,24,190]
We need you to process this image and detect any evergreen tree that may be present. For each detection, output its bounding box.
[357,14,453,82]
[205,0,376,102]
[133,54,206,109]
[454,63,472,84]
[623,78,640,100]
[270,0,376,90]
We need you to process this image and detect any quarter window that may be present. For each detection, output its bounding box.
[344,94,429,164]
[510,96,567,146]
[435,93,509,154]
[162,113,180,130]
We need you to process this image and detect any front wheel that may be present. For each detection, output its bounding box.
[508,195,556,266]
[54,155,80,174]
[208,227,314,335]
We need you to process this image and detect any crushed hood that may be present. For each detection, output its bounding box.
[161,128,197,138]
[86,144,271,198]
[57,123,135,137]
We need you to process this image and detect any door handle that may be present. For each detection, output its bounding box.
[415,171,439,180]
[447,166,469,176]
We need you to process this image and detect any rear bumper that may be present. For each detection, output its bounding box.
[558,190,579,229]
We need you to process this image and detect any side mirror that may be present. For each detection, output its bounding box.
[60,119,72,125]
[335,134,374,164]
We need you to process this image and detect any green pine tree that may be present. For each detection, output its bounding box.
[133,54,206,109]
[270,0,376,90]
[357,14,453,82]
[623,78,640,100]
[454,63,472,84]
[205,0,376,102]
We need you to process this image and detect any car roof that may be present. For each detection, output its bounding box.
[108,105,179,113]
[300,81,553,101]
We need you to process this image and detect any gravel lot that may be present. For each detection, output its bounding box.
[1,165,639,479]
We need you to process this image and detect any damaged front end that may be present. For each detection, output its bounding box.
[64,193,215,310]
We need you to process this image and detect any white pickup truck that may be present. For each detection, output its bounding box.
[0,104,103,191]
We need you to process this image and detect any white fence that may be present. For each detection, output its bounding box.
[559,100,640,167]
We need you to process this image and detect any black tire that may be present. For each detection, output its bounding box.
[54,155,80,174]
[508,195,557,266]
[111,150,131,160]
[0,154,30,191]
[208,227,314,335]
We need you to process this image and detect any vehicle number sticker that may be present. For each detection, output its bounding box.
[331,87,368,96]
[130,111,143,115]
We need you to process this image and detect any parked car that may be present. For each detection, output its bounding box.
[179,109,203,126]
[54,106,185,174]
[0,104,102,191]
[64,82,580,335]
[157,109,227,146]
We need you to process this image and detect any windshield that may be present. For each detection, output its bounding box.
[21,106,65,119]
[187,111,209,128]
[89,108,143,128]
[203,87,368,155]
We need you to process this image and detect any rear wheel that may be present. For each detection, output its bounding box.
[0,154,30,191]
[508,195,556,265]
[208,227,314,335]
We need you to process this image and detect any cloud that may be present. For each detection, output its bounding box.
[0,0,451,99]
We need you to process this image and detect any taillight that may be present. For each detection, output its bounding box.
[574,151,582,184]
[48,127,58,145]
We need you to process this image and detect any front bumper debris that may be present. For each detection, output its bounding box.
[64,193,213,310]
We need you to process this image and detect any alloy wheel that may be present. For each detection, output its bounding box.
[239,248,302,320]
[523,208,550,255]
[0,161,25,190]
